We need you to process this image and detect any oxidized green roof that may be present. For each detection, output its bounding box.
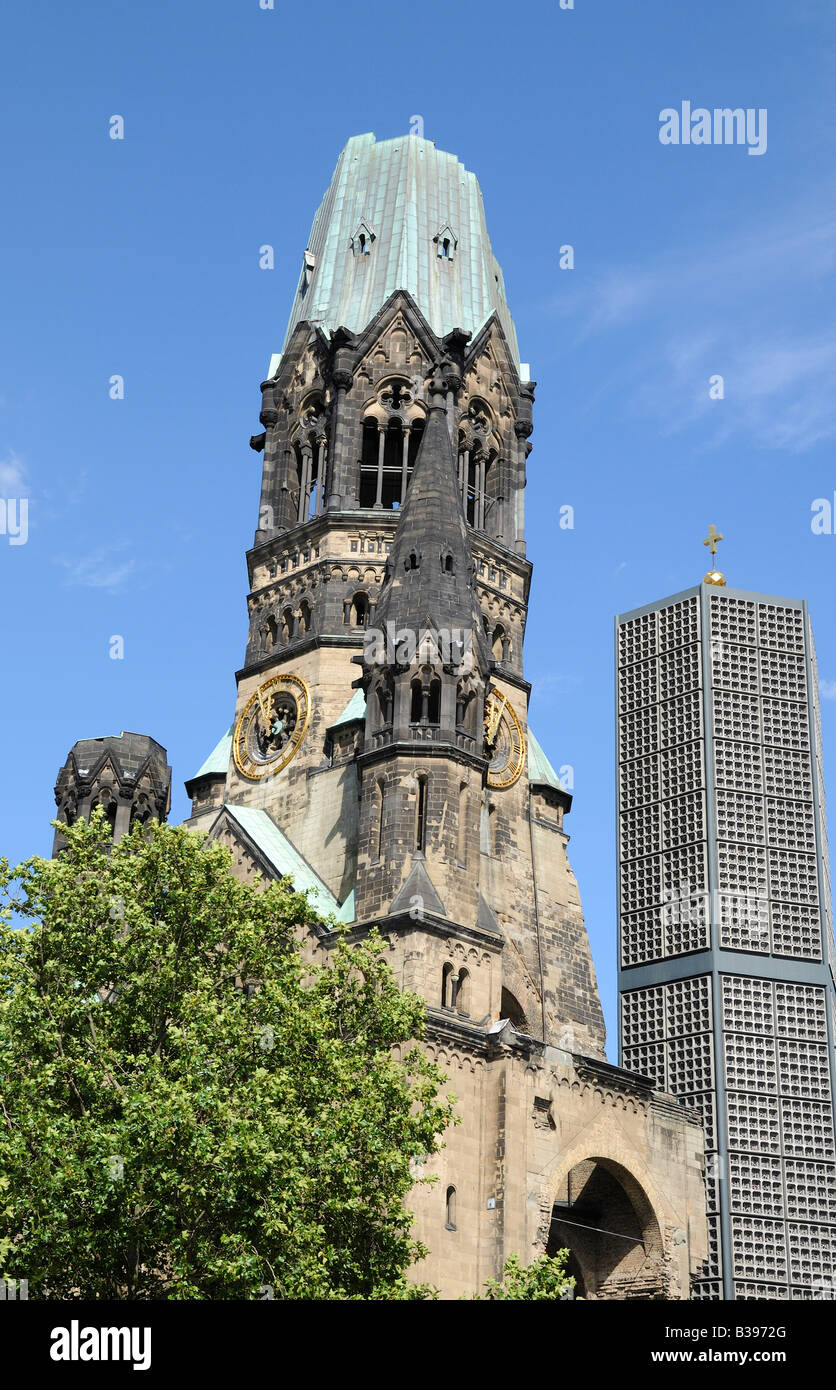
[330,689,366,728]
[282,133,520,366]
[528,729,570,794]
[190,727,233,780]
[223,803,340,919]
[336,887,355,925]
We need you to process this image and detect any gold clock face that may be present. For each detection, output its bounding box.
[484,688,526,789]
[233,673,311,781]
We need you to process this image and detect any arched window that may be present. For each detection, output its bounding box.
[500,987,527,1030]
[407,417,425,470]
[492,625,506,662]
[130,796,153,832]
[298,601,311,636]
[349,592,369,627]
[441,962,454,1009]
[359,405,424,510]
[382,419,404,510]
[281,607,294,643]
[456,681,477,735]
[457,782,468,865]
[444,553,454,574]
[98,792,117,837]
[375,677,393,728]
[407,550,419,571]
[457,414,494,530]
[415,775,428,853]
[427,678,441,725]
[375,780,385,862]
[456,968,470,1015]
[445,1186,457,1230]
[265,614,278,649]
[359,419,380,508]
[410,678,423,724]
[293,432,327,523]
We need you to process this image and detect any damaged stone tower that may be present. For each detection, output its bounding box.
[183,132,708,1298]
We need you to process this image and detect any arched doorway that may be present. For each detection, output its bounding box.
[546,1158,665,1300]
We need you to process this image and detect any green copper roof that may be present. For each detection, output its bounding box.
[283,133,520,366]
[330,689,366,728]
[190,727,233,780]
[223,804,340,919]
[337,887,355,924]
[528,729,569,794]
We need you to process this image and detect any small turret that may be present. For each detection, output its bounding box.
[52,732,171,854]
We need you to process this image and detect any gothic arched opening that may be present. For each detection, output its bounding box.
[359,396,425,511]
[97,792,117,837]
[547,1158,664,1300]
[441,961,454,1009]
[500,987,527,1030]
[359,419,380,507]
[349,591,369,627]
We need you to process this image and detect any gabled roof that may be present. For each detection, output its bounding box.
[329,690,366,728]
[222,804,340,920]
[390,859,446,918]
[528,729,570,794]
[282,133,520,366]
[189,727,233,781]
[336,887,356,924]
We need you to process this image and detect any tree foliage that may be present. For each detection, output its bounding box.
[474,1251,577,1300]
[0,811,455,1299]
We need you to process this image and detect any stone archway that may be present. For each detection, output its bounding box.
[547,1157,667,1300]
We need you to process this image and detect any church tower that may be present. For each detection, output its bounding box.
[185,132,708,1298]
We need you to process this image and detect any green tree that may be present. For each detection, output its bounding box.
[474,1251,578,1300]
[0,811,454,1299]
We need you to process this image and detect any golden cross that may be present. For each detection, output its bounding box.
[703,524,723,561]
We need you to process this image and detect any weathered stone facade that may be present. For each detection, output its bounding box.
[53,732,171,853]
[145,132,710,1296]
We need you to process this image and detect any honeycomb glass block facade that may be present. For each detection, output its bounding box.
[616,584,836,1299]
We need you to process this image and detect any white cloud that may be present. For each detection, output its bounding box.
[54,546,136,591]
[819,680,836,700]
[553,196,836,452]
[0,449,27,496]
[530,672,582,697]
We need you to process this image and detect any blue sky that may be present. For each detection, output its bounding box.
[2,0,835,1050]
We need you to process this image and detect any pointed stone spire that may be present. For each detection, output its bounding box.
[373,369,490,676]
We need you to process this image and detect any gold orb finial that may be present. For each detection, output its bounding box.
[702,525,725,586]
